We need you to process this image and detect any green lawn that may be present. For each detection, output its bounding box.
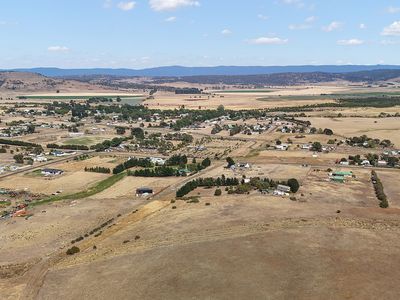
[31,172,126,207]
[62,136,110,146]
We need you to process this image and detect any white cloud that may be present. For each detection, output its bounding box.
[257,14,269,20]
[305,16,317,23]
[221,29,232,35]
[249,37,288,45]
[165,16,177,22]
[337,39,364,46]
[322,21,343,32]
[117,1,136,11]
[149,0,200,11]
[387,6,400,14]
[382,21,400,36]
[359,23,366,29]
[48,46,69,52]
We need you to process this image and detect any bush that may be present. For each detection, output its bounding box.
[287,178,300,193]
[214,188,222,196]
[66,246,80,255]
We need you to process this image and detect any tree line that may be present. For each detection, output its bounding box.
[84,166,111,174]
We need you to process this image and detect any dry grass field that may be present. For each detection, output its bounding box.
[23,197,400,300]
[301,117,400,146]
[0,171,108,195]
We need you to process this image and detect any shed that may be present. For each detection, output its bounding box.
[41,168,64,176]
[332,171,353,177]
[277,184,291,193]
[331,176,345,183]
[136,187,153,196]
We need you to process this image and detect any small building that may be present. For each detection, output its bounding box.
[275,144,289,151]
[361,160,371,166]
[41,168,64,176]
[150,157,166,166]
[238,162,251,169]
[377,160,388,167]
[276,184,291,193]
[136,187,153,196]
[331,176,345,183]
[178,168,192,176]
[332,171,353,177]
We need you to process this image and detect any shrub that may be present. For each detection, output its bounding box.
[66,246,80,255]
[287,178,300,193]
[214,188,222,196]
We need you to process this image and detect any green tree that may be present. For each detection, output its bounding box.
[13,153,24,164]
[287,178,300,193]
[226,157,235,167]
[131,127,145,139]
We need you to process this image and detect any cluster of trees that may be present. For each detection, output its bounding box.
[84,166,111,174]
[211,124,223,135]
[87,97,113,104]
[347,135,392,148]
[175,88,202,94]
[371,170,389,208]
[131,127,145,139]
[0,138,40,148]
[116,127,126,135]
[176,175,299,198]
[164,133,194,143]
[166,154,188,166]
[113,157,153,174]
[90,137,127,152]
[13,153,24,164]
[47,143,89,150]
[229,125,242,136]
[128,166,177,177]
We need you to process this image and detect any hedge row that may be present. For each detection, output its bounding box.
[371,170,389,208]
[47,143,89,150]
[84,166,111,174]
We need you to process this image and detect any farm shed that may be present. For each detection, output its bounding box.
[136,187,153,196]
[276,185,291,193]
[41,168,64,176]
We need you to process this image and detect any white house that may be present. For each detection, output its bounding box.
[41,168,64,176]
[275,144,289,151]
[150,157,166,166]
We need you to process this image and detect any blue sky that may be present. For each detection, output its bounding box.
[1,0,400,68]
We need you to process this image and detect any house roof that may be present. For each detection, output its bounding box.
[42,168,63,173]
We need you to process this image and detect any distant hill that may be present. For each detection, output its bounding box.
[3,65,400,77]
[0,71,114,93]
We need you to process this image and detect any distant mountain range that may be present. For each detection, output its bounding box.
[3,65,400,77]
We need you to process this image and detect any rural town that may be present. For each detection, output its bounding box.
[1,1,400,299]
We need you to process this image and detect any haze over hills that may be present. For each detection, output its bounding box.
[3,65,400,77]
